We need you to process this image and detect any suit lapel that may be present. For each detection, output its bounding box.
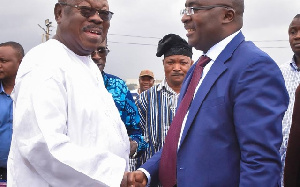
[178,32,245,147]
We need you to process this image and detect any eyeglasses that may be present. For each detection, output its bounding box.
[180,5,232,16]
[92,47,110,56]
[59,2,114,21]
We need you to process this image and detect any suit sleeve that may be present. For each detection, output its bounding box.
[233,56,289,186]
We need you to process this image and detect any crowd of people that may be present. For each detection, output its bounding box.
[0,0,299,186]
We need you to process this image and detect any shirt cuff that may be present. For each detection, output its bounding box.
[137,168,151,186]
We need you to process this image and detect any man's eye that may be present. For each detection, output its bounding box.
[80,7,93,14]
[290,29,297,35]
[99,10,109,15]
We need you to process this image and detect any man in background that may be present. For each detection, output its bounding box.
[0,41,23,183]
[138,70,155,94]
[131,70,155,100]
[8,0,130,186]
[134,34,193,176]
[280,13,300,186]
[92,39,147,171]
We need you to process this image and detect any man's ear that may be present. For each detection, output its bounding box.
[191,59,194,65]
[223,9,235,23]
[18,58,22,65]
[54,3,63,24]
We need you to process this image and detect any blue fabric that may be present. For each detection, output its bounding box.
[102,72,147,154]
[141,32,289,186]
[0,82,13,168]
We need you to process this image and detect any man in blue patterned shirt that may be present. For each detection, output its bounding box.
[91,39,146,171]
[280,14,300,186]
[0,42,24,182]
[134,34,193,177]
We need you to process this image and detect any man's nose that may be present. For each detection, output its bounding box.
[296,31,300,39]
[92,52,101,60]
[181,13,191,24]
[173,63,181,71]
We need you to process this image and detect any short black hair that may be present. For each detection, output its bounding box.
[0,41,24,59]
[294,14,300,19]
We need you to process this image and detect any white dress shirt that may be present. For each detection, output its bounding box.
[7,39,130,187]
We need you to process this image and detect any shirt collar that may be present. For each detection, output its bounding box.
[204,30,241,61]
[158,78,179,96]
[290,55,300,71]
[0,81,4,94]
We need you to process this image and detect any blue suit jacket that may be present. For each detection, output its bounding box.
[141,32,289,187]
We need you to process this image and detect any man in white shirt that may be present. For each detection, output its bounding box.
[7,0,130,186]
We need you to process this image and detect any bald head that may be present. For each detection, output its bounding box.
[219,0,244,31]
[181,0,245,52]
[223,0,244,28]
[294,14,300,19]
[231,0,244,16]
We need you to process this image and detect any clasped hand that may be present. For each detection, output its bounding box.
[120,171,147,187]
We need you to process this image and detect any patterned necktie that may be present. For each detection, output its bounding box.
[159,55,211,187]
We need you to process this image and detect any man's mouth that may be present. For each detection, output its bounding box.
[86,29,101,35]
[172,73,183,77]
[90,30,100,35]
[83,27,102,36]
[187,29,195,32]
[294,43,300,48]
[185,26,196,36]
[94,62,103,66]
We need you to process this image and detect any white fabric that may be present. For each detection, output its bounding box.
[7,39,130,187]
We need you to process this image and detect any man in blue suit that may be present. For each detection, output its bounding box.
[121,0,289,186]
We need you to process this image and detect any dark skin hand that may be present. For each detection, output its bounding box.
[120,171,147,187]
[129,138,138,157]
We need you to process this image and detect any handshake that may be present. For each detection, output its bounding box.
[120,171,148,187]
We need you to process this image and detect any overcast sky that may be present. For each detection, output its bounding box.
[1,0,299,80]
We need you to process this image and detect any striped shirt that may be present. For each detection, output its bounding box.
[134,79,179,169]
